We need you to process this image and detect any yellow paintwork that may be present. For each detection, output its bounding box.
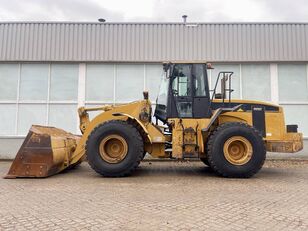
[7,61,304,179]
[223,136,253,165]
[168,118,212,158]
[99,134,128,163]
[214,99,303,153]
[71,99,166,164]
[7,96,302,178]
[266,132,303,153]
[145,143,166,157]
[218,104,284,140]
[69,97,303,163]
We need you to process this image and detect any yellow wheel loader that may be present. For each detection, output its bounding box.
[5,62,303,178]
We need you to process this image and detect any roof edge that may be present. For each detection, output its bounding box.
[1,21,308,25]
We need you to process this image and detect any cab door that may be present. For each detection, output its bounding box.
[192,64,211,118]
[170,64,193,118]
[168,64,211,119]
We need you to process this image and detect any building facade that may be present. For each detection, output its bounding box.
[0,22,307,158]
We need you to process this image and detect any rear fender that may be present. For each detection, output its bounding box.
[200,109,248,151]
[202,105,248,133]
[218,114,248,125]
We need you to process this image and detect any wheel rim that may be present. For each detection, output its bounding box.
[99,135,128,163]
[223,136,253,165]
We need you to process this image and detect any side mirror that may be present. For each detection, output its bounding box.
[163,63,170,72]
[206,63,214,69]
[163,63,172,79]
[143,91,149,100]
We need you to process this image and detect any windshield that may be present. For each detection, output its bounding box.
[154,71,170,122]
[156,72,170,106]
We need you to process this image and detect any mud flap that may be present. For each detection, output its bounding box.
[5,125,82,178]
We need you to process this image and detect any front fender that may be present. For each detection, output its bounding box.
[113,112,152,143]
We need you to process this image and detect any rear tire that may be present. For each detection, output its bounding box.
[207,122,266,178]
[86,120,144,177]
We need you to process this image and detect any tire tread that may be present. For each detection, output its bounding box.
[86,120,144,177]
[207,122,266,178]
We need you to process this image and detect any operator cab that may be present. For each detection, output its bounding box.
[154,62,211,123]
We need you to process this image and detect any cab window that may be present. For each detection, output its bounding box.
[171,65,192,97]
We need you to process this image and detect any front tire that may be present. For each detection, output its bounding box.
[200,157,210,166]
[86,120,144,177]
[207,122,266,178]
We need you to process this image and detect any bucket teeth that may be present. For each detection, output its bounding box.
[5,125,82,178]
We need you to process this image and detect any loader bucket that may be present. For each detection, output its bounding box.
[5,125,83,178]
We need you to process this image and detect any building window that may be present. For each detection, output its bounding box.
[17,104,47,135]
[145,64,163,101]
[116,64,144,103]
[85,63,162,120]
[1,62,306,137]
[86,64,115,102]
[278,64,308,102]
[49,104,77,132]
[278,64,308,135]
[0,64,19,101]
[85,63,161,105]
[0,64,19,135]
[241,64,271,101]
[210,64,241,99]
[50,64,79,101]
[19,64,49,101]
[0,104,16,135]
[0,63,78,136]
[282,105,308,135]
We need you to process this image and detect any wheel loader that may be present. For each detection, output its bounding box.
[5,62,303,178]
